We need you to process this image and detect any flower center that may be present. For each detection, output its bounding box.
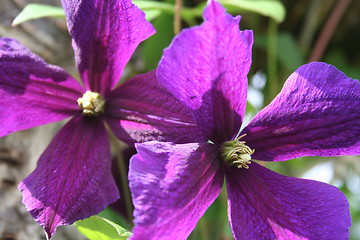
[220,134,255,169]
[77,91,105,116]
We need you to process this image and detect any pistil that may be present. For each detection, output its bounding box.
[220,134,254,169]
[77,91,105,116]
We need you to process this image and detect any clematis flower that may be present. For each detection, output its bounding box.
[0,0,204,238]
[128,1,360,239]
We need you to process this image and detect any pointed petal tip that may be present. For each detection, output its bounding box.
[157,0,253,142]
[45,227,53,240]
[204,0,226,21]
[61,0,155,93]
[18,181,57,240]
[204,0,241,26]
[18,117,120,239]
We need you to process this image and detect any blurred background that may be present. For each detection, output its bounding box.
[0,0,359,239]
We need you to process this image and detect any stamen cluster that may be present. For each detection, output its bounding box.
[77,91,105,116]
[220,134,255,169]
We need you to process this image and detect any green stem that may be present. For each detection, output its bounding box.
[298,0,323,54]
[198,216,209,240]
[174,0,182,34]
[219,184,229,239]
[115,142,134,224]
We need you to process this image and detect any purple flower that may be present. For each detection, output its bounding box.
[128,1,360,239]
[0,0,204,238]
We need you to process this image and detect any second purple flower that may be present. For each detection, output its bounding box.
[128,1,360,239]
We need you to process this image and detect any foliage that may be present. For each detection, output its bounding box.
[75,216,132,240]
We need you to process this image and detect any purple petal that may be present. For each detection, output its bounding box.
[0,38,84,137]
[61,0,155,94]
[226,162,351,240]
[105,71,207,145]
[157,1,253,143]
[129,141,224,240]
[18,116,119,238]
[242,62,360,161]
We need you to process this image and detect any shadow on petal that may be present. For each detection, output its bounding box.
[18,116,119,238]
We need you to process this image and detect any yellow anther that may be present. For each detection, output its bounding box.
[77,91,105,116]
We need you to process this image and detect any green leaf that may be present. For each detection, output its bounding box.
[133,1,175,14]
[13,2,160,26]
[143,13,175,71]
[144,9,162,22]
[254,33,305,72]
[12,4,65,26]
[133,0,202,25]
[276,33,305,72]
[75,216,132,240]
[98,207,131,230]
[218,0,286,23]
